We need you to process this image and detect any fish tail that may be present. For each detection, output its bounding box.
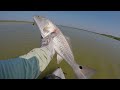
[72,64,96,79]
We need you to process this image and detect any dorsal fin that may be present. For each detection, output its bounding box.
[65,36,72,49]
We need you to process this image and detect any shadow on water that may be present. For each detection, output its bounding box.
[0,21,120,79]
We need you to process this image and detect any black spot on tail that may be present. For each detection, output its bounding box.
[79,66,83,69]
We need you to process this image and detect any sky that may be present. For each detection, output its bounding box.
[0,11,120,37]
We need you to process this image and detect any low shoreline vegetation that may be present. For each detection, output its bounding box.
[0,20,33,23]
[100,34,120,41]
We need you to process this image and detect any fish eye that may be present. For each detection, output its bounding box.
[79,66,82,69]
[41,35,43,39]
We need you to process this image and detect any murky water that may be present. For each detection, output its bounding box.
[0,21,120,79]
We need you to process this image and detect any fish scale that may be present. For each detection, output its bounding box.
[33,16,96,79]
[53,34,76,66]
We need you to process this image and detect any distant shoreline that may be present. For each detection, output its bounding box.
[0,20,33,23]
[58,25,120,41]
[0,20,120,41]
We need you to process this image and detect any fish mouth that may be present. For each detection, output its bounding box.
[33,16,56,38]
[33,16,48,38]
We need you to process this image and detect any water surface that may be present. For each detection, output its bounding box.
[0,22,120,79]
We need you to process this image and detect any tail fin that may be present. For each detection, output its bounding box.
[73,64,96,79]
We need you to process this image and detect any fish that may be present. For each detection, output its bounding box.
[33,16,96,79]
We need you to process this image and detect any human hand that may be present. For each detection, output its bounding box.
[40,32,57,57]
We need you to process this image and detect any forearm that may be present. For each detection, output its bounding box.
[0,46,54,79]
[0,56,40,79]
[20,46,54,72]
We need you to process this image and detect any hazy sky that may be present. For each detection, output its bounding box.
[0,11,120,37]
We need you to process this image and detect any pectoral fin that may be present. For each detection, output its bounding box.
[65,36,72,49]
[57,54,63,64]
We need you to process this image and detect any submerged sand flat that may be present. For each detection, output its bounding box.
[0,21,120,79]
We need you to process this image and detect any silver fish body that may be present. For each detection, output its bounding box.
[33,16,96,79]
[52,28,88,79]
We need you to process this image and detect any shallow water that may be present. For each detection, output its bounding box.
[0,22,120,79]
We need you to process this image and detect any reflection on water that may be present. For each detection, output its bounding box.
[0,22,120,79]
